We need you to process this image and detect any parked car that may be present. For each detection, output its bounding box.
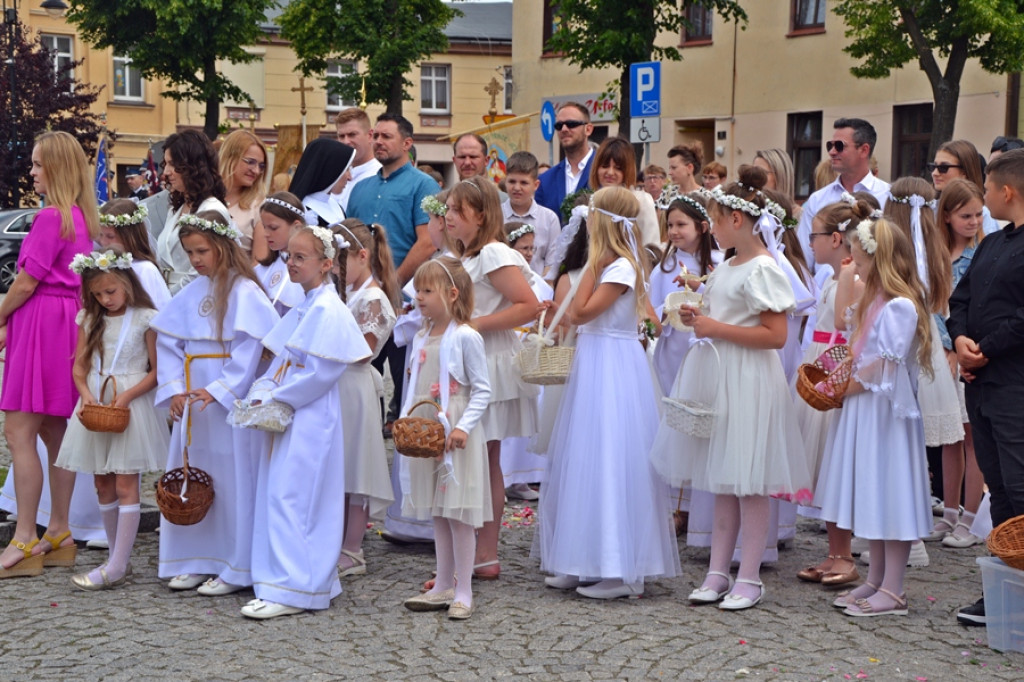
[0,209,38,293]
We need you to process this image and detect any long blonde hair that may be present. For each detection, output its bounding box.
[883,176,951,314]
[34,131,100,240]
[218,130,268,211]
[586,186,649,319]
[850,215,933,378]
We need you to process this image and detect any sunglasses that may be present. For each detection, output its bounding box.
[926,162,963,174]
[554,120,587,131]
[825,140,860,153]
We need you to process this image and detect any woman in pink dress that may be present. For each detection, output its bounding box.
[0,131,97,578]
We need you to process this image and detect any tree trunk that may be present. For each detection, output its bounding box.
[203,58,220,141]
[928,77,960,162]
[387,75,404,116]
[618,67,645,170]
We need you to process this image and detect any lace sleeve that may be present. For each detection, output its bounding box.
[354,293,397,356]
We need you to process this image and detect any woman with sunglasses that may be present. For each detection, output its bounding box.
[219,130,270,262]
[929,139,1000,236]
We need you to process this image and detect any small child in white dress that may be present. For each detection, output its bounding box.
[57,250,168,589]
[401,257,491,620]
[97,199,171,308]
[332,219,399,576]
[817,214,934,618]
[255,192,306,315]
[243,226,371,620]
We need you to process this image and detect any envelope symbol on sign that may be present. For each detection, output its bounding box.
[641,101,658,114]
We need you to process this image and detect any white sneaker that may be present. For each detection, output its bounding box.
[942,522,984,548]
[86,539,109,550]
[240,599,305,620]
[859,541,929,567]
[197,577,247,596]
[168,573,212,590]
[506,483,539,501]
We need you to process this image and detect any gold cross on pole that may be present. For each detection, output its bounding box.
[291,76,314,116]
[484,76,502,124]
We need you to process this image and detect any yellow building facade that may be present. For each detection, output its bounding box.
[512,0,1021,197]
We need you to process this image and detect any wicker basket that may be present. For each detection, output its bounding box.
[796,345,853,412]
[156,446,214,526]
[392,400,446,459]
[518,314,574,385]
[988,515,1024,570]
[79,375,131,433]
[664,290,703,332]
[661,341,720,439]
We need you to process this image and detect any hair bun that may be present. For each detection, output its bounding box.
[736,164,767,191]
[851,199,875,222]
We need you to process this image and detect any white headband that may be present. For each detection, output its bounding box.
[263,196,304,220]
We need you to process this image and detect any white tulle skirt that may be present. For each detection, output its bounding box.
[918,318,964,446]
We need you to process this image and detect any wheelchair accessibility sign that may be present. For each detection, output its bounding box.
[630,117,661,144]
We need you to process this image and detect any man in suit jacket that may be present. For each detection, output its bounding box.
[535,102,595,223]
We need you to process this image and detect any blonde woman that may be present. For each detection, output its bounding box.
[219,129,269,261]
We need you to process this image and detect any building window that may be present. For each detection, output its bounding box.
[788,111,823,200]
[40,34,73,90]
[326,60,358,111]
[682,4,713,44]
[792,0,827,31]
[113,54,143,101]
[542,0,561,52]
[420,64,450,114]
[503,66,513,114]
[892,103,933,179]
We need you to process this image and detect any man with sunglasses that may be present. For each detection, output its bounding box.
[796,118,890,271]
[535,102,595,222]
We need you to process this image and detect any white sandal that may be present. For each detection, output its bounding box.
[688,571,733,604]
[337,549,366,577]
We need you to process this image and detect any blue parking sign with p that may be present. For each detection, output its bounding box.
[629,61,660,118]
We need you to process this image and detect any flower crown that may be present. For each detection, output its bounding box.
[666,192,710,224]
[710,186,762,218]
[99,204,148,228]
[888,193,937,210]
[308,225,338,259]
[854,220,878,255]
[507,224,534,244]
[70,250,134,275]
[421,195,447,217]
[177,214,242,242]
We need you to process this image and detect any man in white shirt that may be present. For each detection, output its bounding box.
[797,117,890,271]
[335,107,382,211]
[535,102,595,221]
[502,151,561,277]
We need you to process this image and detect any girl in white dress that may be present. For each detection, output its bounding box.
[150,211,278,595]
[56,251,167,589]
[401,257,492,620]
[793,200,863,587]
[332,219,399,576]
[884,177,965,544]
[447,177,540,580]
[97,200,171,308]
[243,226,371,620]
[817,214,933,617]
[539,186,679,599]
[255,192,306,316]
[665,167,811,611]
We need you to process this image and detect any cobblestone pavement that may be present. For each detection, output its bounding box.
[0,505,1021,681]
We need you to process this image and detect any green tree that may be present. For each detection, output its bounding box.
[0,20,105,207]
[279,0,459,115]
[545,1,747,139]
[834,0,1024,158]
[66,0,277,140]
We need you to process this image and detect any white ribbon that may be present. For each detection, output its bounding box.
[178,398,191,503]
[591,207,649,292]
[757,212,815,315]
[907,194,930,292]
[95,307,134,399]
[547,204,589,274]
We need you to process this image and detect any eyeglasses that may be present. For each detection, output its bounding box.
[926,162,963,174]
[241,157,267,172]
[554,120,587,131]
[825,140,859,153]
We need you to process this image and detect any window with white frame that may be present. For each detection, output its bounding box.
[326,60,358,110]
[420,64,450,114]
[503,66,513,113]
[40,34,73,90]
[113,54,144,101]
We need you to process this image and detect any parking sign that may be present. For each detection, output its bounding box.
[629,61,660,118]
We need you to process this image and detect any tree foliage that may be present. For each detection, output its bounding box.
[834,0,1024,157]
[0,21,105,207]
[66,0,277,140]
[545,1,747,136]
[279,0,459,115]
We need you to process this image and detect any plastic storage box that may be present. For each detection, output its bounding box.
[977,556,1024,653]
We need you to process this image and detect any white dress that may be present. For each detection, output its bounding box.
[151,276,278,584]
[462,243,539,441]
[132,260,171,309]
[917,316,965,446]
[815,297,932,541]
[401,325,493,527]
[537,258,680,584]
[649,255,812,499]
[255,256,304,317]
[251,283,370,610]
[341,283,396,519]
[56,307,167,474]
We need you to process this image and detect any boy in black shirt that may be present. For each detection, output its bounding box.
[948,148,1024,625]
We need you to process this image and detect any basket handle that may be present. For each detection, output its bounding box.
[405,399,442,418]
[97,375,119,406]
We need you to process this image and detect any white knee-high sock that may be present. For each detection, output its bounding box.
[451,520,476,606]
[106,504,140,581]
[98,500,119,560]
